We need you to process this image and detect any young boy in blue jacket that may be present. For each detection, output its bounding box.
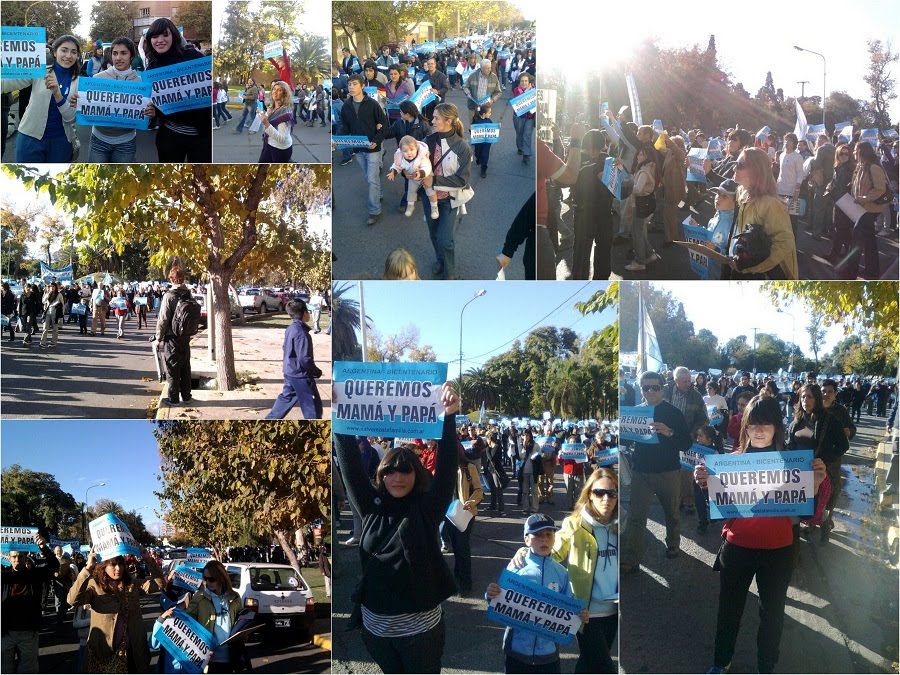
[486,513,590,673]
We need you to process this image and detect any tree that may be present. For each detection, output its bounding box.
[85,498,155,546]
[464,367,497,411]
[89,1,136,43]
[260,0,302,38]
[806,308,827,367]
[864,39,897,129]
[176,1,213,42]
[288,33,330,86]
[0,1,81,42]
[0,466,80,537]
[215,0,268,83]
[3,164,329,392]
[37,213,67,266]
[367,324,436,362]
[154,421,331,572]
[331,282,366,361]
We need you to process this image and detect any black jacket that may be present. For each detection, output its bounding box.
[631,400,692,473]
[788,411,849,464]
[339,94,389,152]
[1,545,60,632]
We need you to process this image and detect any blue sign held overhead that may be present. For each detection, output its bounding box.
[594,446,618,467]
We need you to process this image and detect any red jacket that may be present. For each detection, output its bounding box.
[558,458,585,476]
[268,48,294,89]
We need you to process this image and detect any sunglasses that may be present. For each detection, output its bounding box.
[735,160,747,170]
[383,466,414,476]
[641,384,661,392]
[591,488,618,498]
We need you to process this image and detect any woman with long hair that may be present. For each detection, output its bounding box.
[67,547,165,673]
[824,142,855,263]
[143,17,211,161]
[39,282,63,349]
[334,384,460,673]
[2,35,81,162]
[843,140,888,278]
[518,427,542,514]
[695,396,828,674]
[257,80,294,163]
[385,64,415,125]
[624,143,660,272]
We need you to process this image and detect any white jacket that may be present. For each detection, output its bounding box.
[776,150,805,196]
[2,73,79,144]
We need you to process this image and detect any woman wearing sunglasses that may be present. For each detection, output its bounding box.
[334,383,460,673]
[824,143,854,264]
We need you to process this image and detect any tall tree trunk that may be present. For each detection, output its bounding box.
[209,271,238,391]
[274,528,301,573]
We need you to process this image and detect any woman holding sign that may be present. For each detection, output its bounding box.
[2,34,81,162]
[385,64,415,125]
[143,17,211,162]
[256,80,294,163]
[334,383,460,673]
[511,73,535,163]
[68,546,165,673]
[694,396,828,674]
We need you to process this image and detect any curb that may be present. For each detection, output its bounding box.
[312,633,331,651]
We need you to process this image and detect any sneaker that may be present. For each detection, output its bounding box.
[430,205,440,219]
[342,537,359,546]
[404,204,415,217]
[182,395,193,403]
[624,261,646,271]
[517,149,523,155]
[340,157,353,166]
[431,261,444,277]
[167,398,180,406]
[523,155,529,164]
[647,253,662,264]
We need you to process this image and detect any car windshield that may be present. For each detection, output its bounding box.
[249,567,305,592]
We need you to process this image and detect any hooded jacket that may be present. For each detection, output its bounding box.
[553,509,617,616]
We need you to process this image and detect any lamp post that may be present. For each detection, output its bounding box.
[777,309,796,369]
[794,45,826,125]
[82,482,106,541]
[458,289,487,412]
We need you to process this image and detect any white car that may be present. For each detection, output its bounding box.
[225,563,316,642]
[238,288,281,313]
[192,289,242,325]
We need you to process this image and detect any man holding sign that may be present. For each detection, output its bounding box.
[621,371,692,570]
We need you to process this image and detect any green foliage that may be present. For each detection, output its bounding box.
[1,465,80,537]
[85,498,155,546]
[0,1,81,42]
[367,324,437,362]
[177,1,213,42]
[154,421,331,563]
[89,1,136,43]
[331,282,365,362]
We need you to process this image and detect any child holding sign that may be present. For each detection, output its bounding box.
[694,396,828,674]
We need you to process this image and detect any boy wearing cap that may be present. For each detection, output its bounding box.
[486,514,589,673]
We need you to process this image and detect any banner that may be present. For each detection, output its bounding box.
[172,564,204,592]
[48,536,80,551]
[0,526,40,553]
[706,137,724,160]
[625,73,642,125]
[860,128,879,148]
[470,123,500,144]
[510,88,536,117]
[558,443,588,463]
[1,26,46,79]
[600,156,629,201]
[686,147,708,183]
[143,55,213,114]
[109,297,127,310]
[486,569,584,646]
[150,608,216,674]
[680,443,717,471]
[792,100,807,149]
[618,406,658,444]
[186,547,213,563]
[70,303,88,315]
[805,123,826,148]
[837,124,853,144]
[594,446,619,467]
[409,81,436,110]
[707,404,724,426]
[332,135,371,149]
[756,125,771,143]
[263,40,283,60]
[706,449,815,519]
[39,262,73,282]
[333,361,448,438]
[88,513,141,560]
[76,77,152,129]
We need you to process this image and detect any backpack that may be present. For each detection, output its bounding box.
[170,292,201,338]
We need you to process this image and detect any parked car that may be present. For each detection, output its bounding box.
[238,288,281,314]
[225,563,316,643]
[192,287,242,325]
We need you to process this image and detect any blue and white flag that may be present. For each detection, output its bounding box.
[143,56,212,114]
[1,26,46,79]
[680,443,717,471]
[618,406,659,444]
[470,123,500,144]
[88,513,141,560]
[510,88,536,117]
[150,608,216,674]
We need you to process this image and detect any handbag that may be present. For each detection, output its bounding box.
[634,192,656,218]
[869,165,894,205]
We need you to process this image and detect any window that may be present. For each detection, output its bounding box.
[140,8,150,16]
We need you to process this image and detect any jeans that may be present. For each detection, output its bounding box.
[40,313,58,347]
[631,212,654,264]
[355,149,384,216]
[265,376,323,420]
[521,471,539,512]
[513,114,535,156]
[564,472,584,510]
[694,481,710,526]
[235,104,256,132]
[1,630,39,673]
[621,469,681,565]
[361,616,445,673]
[16,132,72,163]
[473,141,491,168]
[445,516,474,590]
[259,143,292,163]
[88,135,136,163]
[575,613,617,673]
[713,542,794,673]
[423,198,459,278]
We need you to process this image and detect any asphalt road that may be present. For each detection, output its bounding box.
[213,106,332,164]
[331,464,614,673]
[332,86,534,280]
[618,411,898,674]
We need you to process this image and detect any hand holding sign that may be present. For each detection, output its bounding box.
[441,382,459,416]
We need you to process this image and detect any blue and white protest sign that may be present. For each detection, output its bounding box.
[2,26,46,79]
[706,449,815,519]
[594,446,619,467]
[537,436,557,455]
[172,564,204,592]
[386,93,409,111]
[706,137,724,160]
[409,81,436,110]
[601,156,629,201]
[882,128,899,141]
[110,297,127,310]
[680,443,717,471]
[470,123,500,144]
[618,406,659,444]
[600,101,609,116]
[707,404,724,426]
[652,119,663,134]
[686,147,708,183]
[332,135,371,149]
[755,125,771,142]
[805,123,826,147]
[0,526,40,553]
[88,513,141,560]
[860,128,879,148]
[48,536,80,551]
[333,361,448,438]
[75,77,152,129]
[143,55,212,114]
[70,303,88,315]
[150,608,216,674]
[682,217,713,280]
[510,88,536,117]
[40,262,73,282]
[487,569,585,646]
[263,40,283,60]
[187,547,213,563]
[559,443,588,463]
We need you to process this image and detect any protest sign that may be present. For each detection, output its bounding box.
[707,404,724,426]
[409,81,436,110]
[470,123,500,144]
[70,303,87,315]
[805,123,826,148]
[601,156,629,201]
[110,297,127,310]
[172,564,204,592]
[486,569,584,646]
[837,124,853,144]
[332,135,371,149]
[2,26,46,79]
[652,119,663,134]
[88,513,141,560]
[706,137,724,160]
[263,41,283,59]
[40,262,73,282]
[860,128,879,148]
[618,406,659,444]
[680,443,716,471]
[537,436,557,455]
[672,240,731,267]
[446,499,473,531]
[0,526,40,553]
[333,361,448,438]
[558,443,588,463]
[706,449,815,519]
[151,608,216,674]
[510,88,537,117]
[187,547,213,563]
[686,147,708,183]
[756,125,771,142]
[681,217,713,280]
[594,446,618,467]
[143,55,212,114]
[882,128,899,141]
[48,536,80,551]
[385,93,409,111]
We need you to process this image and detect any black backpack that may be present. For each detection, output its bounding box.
[170,292,201,338]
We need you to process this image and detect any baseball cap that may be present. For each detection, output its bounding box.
[710,179,738,196]
[524,513,559,536]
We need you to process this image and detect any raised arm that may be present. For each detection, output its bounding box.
[334,432,378,519]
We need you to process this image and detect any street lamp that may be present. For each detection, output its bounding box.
[794,45,826,125]
[777,309,796,369]
[458,289,487,412]
[82,482,106,541]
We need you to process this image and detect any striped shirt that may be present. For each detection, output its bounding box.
[361,605,442,637]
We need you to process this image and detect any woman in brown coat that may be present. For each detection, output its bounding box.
[661,135,687,246]
[842,140,889,279]
[68,547,165,673]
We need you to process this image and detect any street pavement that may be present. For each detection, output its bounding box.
[331,465,615,673]
[619,411,898,674]
[213,103,332,164]
[332,86,534,280]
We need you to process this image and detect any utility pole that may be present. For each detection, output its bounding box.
[796,80,809,100]
[751,327,760,375]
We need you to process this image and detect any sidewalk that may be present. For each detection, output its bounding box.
[213,103,331,164]
[155,316,331,421]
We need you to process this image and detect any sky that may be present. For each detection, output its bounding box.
[1,421,169,534]
[334,280,616,380]
[540,0,900,121]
